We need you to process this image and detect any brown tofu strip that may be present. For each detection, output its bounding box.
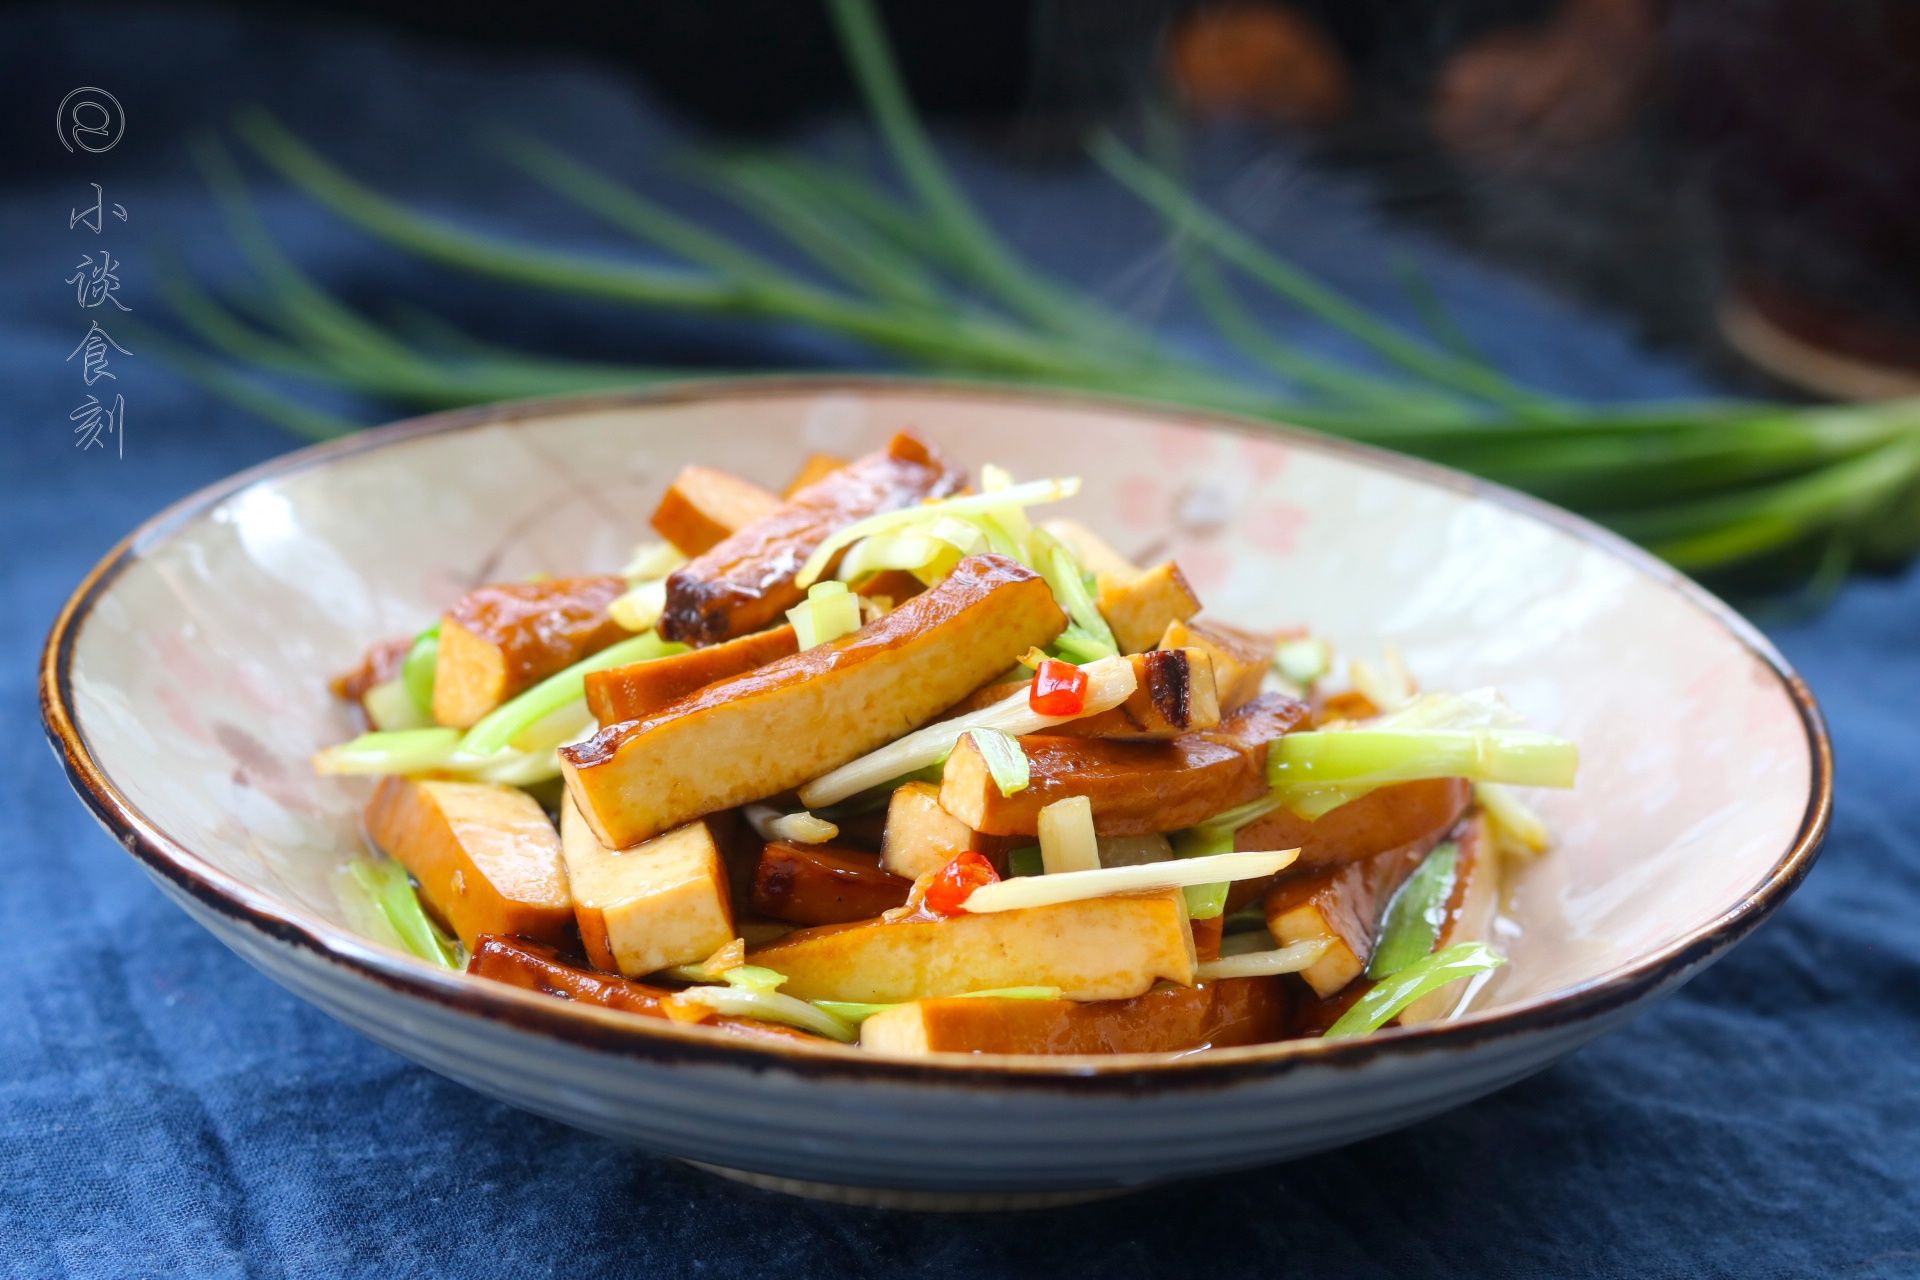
[939,694,1309,837]
[1098,561,1202,654]
[660,431,964,646]
[859,977,1289,1056]
[782,452,849,497]
[750,842,912,926]
[1264,840,1435,998]
[650,465,784,558]
[880,781,1014,881]
[944,648,1221,741]
[432,575,629,728]
[1222,777,1474,914]
[1159,618,1271,713]
[563,553,1066,848]
[584,624,798,727]
[364,777,574,951]
[1190,913,1225,962]
[467,936,814,1041]
[329,635,410,703]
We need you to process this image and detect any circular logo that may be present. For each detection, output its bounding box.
[57,87,124,154]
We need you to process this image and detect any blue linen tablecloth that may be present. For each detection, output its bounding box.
[4,6,1916,1277]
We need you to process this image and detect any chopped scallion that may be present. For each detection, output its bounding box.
[1269,729,1579,791]
[968,726,1031,798]
[794,476,1081,588]
[787,579,863,649]
[1366,841,1459,980]
[1323,942,1506,1039]
[348,857,459,969]
[401,623,439,714]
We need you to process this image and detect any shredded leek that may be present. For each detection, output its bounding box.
[1007,845,1045,877]
[794,475,1082,588]
[1195,937,1331,981]
[968,727,1031,798]
[401,623,439,713]
[1478,781,1550,857]
[1269,729,1579,792]
[1323,942,1506,1039]
[1366,841,1460,980]
[744,804,841,845]
[962,847,1296,914]
[787,579,863,649]
[1037,795,1099,873]
[362,678,429,732]
[608,578,668,632]
[461,630,680,757]
[1035,538,1118,657]
[348,857,459,969]
[814,986,1063,1025]
[674,986,858,1042]
[315,727,462,776]
[799,652,1137,807]
[1273,636,1330,688]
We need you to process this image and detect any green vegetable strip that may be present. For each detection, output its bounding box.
[1366,841,1460,980]
[1323,942,1506,1039]
[315,727,461,776]
[1170,822,1235,920]
[1269,730,1579,791]
[967,727,1031,798]
[814,986,1063,1025]
[461,631,679,757]
[1041,544,1118,656]
[349,858,459,970]
[401,624,440,713]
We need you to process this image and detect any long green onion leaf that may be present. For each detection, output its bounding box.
[401,624,440,713]
[348,858,459,969]
[1323,942,1506,1038]
[1269,730,1579,791]
[1366,841,1460,980]
[315,727,461,776]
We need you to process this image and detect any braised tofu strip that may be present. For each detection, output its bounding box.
[939,694,1309,837]
[660,432,964,645]
[1159,618,1272,713]
[751,841,913,926]
[432,575,630,728]
[650,465,784,558]
[860,977,1289,1056]
[584,624,798,727]
[1264,843,1434,998]
[563,553,1066,848]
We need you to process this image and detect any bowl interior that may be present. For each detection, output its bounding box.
[58,383,1818,1028]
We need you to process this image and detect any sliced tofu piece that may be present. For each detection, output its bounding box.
[467,935,812,1040]
[432,575,630,728]
[1263,842,1433,998]
[1159,618,1271,713]
[1400,812,1500,1025]
[660,432,964,646]
[944,648,1221,741]
[750,841,912,926]
[881,781,1012,881]
[860,976,1288,1056]
[1098,561,1201,654]
[584,624,798,727]
[364,777,573,951]
[563,553,1065,848]
[1040,518,1141,589]
[1236,777,1473,874]
[782,452,849,497]
[650,465,784,557]
[749,887,1196,1002]
[939,694,1309,837]
[558,796,735,978]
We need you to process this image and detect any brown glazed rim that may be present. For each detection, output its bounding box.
[40,377,1834,1093]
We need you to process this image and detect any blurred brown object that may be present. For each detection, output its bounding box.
[1169,4,1350,128]
[1433,0,1659,161]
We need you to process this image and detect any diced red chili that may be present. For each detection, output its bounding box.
[1028,658,1089,717]
[923,850,1000,917]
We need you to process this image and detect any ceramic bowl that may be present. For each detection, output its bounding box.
[40,380,1830,1208]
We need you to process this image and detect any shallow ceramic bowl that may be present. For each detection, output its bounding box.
[41,380,1830,1208]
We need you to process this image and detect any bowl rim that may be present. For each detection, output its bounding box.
[39,376,1833,1091]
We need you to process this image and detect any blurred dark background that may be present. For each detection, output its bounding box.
[10,0,1914,399]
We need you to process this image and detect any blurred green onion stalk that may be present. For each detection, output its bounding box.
[156,0,1920,593]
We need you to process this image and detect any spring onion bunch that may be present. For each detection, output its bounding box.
[156,0,1920,593]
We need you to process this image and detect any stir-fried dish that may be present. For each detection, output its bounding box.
[319,433,1577,1055]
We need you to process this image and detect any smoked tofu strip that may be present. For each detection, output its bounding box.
[1263,841,1435,998]
[1235,777,1473,874]
[364,777,573,951]
[660,432,964,646]
[468,936,811,1041]
[881,781,1010,881]
[1159,618,1271,713]
[559,796,735,979]
[432,575,629,728]
[750,841,912,926]
[938,694,1309,837]
[749,888,1197,1003]
[562,554,1066,848]
[1399,813,1499,1025]
[782,452,849,497]
[944,648,1221,741]
[584,624,798,727]
[649,465,784,557]
[860,976,1289,1056]
[1098,561,1202,654]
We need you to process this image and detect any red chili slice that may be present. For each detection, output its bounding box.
[1029,658,1089,717]
[923,850,1000,916]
